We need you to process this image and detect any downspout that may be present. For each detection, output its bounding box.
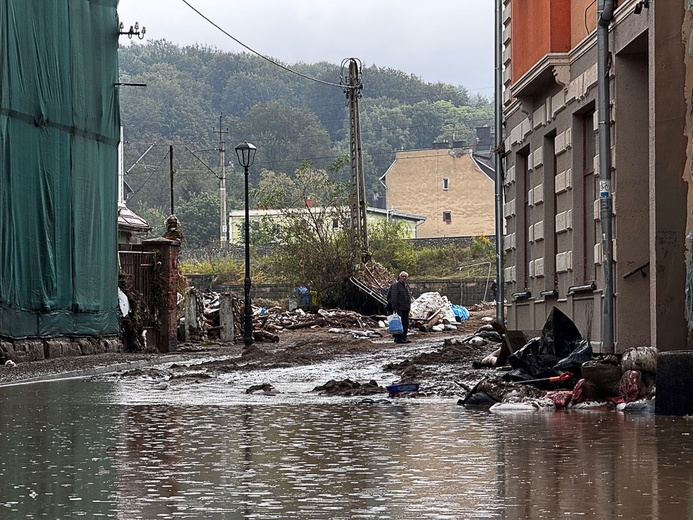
[494,0,505,324]
[598,0,615,353]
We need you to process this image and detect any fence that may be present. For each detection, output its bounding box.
[118,249,157,329]
[185,275,493,308]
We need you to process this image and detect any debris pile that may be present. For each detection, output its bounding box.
[313,379,384,397]
[460,306,657,413]
[181,287,472,345]
[351,259,396,293]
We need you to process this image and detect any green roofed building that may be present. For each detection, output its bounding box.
[0,0,120,338]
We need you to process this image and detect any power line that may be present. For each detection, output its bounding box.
[181,0,347,90]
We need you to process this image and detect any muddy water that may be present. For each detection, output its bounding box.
[1,372,693,518]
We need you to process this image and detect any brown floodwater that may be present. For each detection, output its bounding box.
[0,375,690,519]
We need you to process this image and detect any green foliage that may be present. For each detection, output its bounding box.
[368,220,416,273]
[179,256,244,285]
[118,40,494,247]
[176,191,220,247]
[132,204,167,238]
[251,165,357,306]
[470,234,495,258]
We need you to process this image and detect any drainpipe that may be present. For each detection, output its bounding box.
[597,0,615,353]
[494,0,505,324]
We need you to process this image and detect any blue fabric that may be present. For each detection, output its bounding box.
[451,304,470,321]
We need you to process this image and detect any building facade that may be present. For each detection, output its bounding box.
[228,206,426,246]
[502,0,693,352]
[382,148,495,239]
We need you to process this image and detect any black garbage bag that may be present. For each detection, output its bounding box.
[507,337,561,380]
[505,307,593,382]
[553,339,593,377]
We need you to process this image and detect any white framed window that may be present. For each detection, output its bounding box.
[443,178,450,190]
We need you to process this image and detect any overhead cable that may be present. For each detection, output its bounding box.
[181,0,347,90]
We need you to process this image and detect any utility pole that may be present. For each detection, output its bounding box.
[169,144,174,214]
[343,58,369,263]
[213,114,229,247]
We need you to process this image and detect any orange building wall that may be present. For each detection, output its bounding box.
[571,0,597,47]
[512,0,572,82]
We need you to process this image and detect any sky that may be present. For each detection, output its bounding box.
[116,0,495,96]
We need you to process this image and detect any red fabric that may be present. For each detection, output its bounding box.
[572,379,587,404]
[546,390,572,408]
[618,370,643,403]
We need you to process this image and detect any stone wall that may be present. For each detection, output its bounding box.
[0,337,121,364]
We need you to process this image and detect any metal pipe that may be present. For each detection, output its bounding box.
[597,0,615,353]
[243,163,253,347]
[494,0,505,325]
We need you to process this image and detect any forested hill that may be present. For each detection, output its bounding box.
[118,40,493,243]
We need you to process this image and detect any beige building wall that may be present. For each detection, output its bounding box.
[384,149,495,239]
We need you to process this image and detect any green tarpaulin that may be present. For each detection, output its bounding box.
[0,0,121,338]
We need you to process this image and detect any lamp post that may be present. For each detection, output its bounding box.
[235,141,257,347]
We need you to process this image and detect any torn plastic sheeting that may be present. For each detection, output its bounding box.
[505,307,594,383]
[451,304,469,321]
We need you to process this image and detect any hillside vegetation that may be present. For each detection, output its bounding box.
[119,40,493,246]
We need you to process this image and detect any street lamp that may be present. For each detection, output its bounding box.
[235,141,257,347]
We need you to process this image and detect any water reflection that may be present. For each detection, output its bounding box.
[2,379,693,518]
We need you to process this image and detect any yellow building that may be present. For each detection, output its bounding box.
[381,148,495,239]
[227,206,425,246]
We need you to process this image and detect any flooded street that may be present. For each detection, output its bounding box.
[2,352,693,519]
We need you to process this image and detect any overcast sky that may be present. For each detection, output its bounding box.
[117,0,495,96]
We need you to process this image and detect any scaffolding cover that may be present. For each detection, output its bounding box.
[0,0,121,338]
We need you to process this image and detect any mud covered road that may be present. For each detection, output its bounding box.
[0,308,499,399]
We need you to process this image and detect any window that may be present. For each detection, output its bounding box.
[443,211,452,224]
[332,218,339,230]
[442,178,450,190]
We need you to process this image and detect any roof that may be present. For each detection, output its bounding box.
[367,207,426,222]
[229,206,425,223]
[471,151,496,181]
[118,205,151,232]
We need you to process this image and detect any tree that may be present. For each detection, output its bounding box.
[368,220,416,273]
[176,191,220,247]
[236,100,335,175]
[252,166,357,307]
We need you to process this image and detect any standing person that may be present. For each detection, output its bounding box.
[490,279,498,302]
[388,271,413,344]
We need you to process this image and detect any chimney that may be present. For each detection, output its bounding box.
[305,197,313,208]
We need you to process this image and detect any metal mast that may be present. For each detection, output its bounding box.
[213,114,229,247]
[343,58,369,262]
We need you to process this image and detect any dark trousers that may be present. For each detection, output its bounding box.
[394,309,409,342]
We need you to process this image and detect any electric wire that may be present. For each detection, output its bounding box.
[180,0,349,90]
[129,148,172,199]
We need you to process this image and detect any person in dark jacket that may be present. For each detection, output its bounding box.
[387,271,413,343]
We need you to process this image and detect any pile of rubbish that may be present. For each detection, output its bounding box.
[461,307,657,413]
[179,288,470,344]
